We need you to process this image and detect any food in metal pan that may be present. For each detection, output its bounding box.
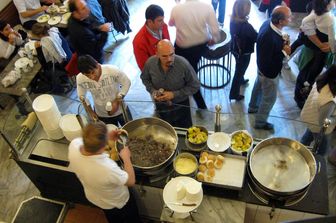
[175,157,197,175]
[187,126,208,144]
[231,131,252,151]
[127,135,173,167]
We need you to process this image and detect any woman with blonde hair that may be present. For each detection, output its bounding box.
[229,0,257,101]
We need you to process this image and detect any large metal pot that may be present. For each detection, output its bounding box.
[248,137,317,197]
[121,117,178,175]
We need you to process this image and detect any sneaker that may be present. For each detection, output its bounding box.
[248,108,258,114]
[254,122,274,130]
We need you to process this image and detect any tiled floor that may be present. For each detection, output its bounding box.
[0,0,335,222]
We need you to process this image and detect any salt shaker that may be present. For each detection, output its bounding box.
[106,101,112,115]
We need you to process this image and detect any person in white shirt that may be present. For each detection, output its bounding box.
[0,21,25,60]
[76,55,131,126]
[68,122,141,223]
[169,0,220,109]
[13,0,50,30]
[294,0,335,109]
[300,64,336,156]
[31,23,68,65]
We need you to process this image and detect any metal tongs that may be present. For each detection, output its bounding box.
[114,129,129,167]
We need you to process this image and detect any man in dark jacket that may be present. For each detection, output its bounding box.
[248,6,291,130]
[68,0,111,63]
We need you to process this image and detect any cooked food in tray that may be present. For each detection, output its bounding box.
[128,135,173,167]
[196,151,224,182]
[196,151,247,189]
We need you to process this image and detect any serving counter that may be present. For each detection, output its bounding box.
[1,95,330,222]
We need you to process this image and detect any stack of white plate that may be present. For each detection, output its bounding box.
[32,94,63,140]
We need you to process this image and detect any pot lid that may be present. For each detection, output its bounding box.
[250,144,313,193]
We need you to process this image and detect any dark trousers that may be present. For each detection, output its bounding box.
[156,99,192,128]
[230,54,251,98]
[103,191,141,223]
[98,107,133,127]
[294,50,327,109]
[175,43,207,109]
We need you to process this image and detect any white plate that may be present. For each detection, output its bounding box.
[37,14,50,23]
[207,132,231,152]
[48,16,61,25]
[163,176,203,213]
[61,12,71,24]
[15,57,30,69]
[47,5,60,14]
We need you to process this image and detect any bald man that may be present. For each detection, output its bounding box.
[141,39,200,128]
[248,6,292,130]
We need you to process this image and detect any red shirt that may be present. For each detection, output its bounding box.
[133,23,170,71]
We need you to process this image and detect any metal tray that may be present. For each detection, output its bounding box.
[197,152,247,190]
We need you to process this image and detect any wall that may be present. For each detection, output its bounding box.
[0,0,11,11]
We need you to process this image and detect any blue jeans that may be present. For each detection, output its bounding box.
[230,54,251,98]
[212,0,226,24]
[248,72,279,126]
[301,129,330,155]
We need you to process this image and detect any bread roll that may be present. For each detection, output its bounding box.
[208,154,216,161]
[207,168,215,177]
[200,151,209,158]
[196,172,205,181]
[205,175,213,182]
[198,164,207,172]
[216,154,225,161]
[199,155,208,164]
[206,160,214,169]
[214,159,223,169]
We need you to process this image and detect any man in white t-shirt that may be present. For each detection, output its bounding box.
[13,0,50,30]
[76,54,131,126]
[169,0,220,109]
[68,122,141,222]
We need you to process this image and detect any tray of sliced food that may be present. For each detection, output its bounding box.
[195,150,247,190]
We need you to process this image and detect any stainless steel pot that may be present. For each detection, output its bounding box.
[248,137,317,197]
[120,117,178,174]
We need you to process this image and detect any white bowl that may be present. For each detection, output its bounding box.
[207,132,231,152]
[59,114,84,141]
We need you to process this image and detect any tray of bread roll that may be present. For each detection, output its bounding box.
[196,151,247,190]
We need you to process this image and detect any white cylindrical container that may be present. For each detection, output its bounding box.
[44,125,64,140]
[185,181,202,202]
[59,114,84,141]
[32,94,62,130]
